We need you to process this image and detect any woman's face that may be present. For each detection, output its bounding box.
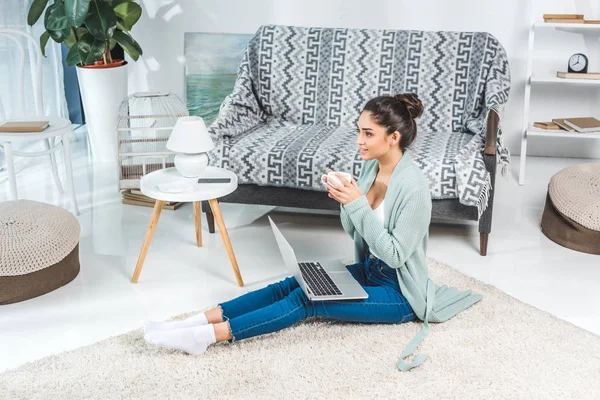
[356,111,400,161]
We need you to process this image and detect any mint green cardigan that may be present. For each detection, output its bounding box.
[340,152,483,371]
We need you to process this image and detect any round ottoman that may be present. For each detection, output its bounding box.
[0,200,80,305]
[541,162,600,255]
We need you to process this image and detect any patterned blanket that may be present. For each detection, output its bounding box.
[207,25,511,216]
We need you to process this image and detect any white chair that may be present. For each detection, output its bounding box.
[0,28,79,215]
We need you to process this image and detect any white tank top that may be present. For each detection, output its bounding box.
[370,200,385,259]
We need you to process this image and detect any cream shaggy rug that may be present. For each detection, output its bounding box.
[1,258,599,400]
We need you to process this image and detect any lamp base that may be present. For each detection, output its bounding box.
[173,153,209,178]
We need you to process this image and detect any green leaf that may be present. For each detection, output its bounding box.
[64,0,91,27]
[44,1,71,42]
[27,0,49,26]
[64,27,88,48]
[115,16,127,31]
[65,41,86,66]
[40,31,51,57]
[65,32,105,66]
[113,2,141,30]
[109,38,117,50]
[76,27,89,37]
[64,29,76,48]
[84,42,107,64]
[113,30,142,61]
[86,0,117,40]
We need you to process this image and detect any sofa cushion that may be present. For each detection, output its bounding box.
[209,120,484,202]
[223,121,362,191]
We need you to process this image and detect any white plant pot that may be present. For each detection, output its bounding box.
[76,63,128,163]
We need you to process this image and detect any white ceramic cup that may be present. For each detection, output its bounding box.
[321,171,352,188]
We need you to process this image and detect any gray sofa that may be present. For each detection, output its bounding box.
[202,24,511,256]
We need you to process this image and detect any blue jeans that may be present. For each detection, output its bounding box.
[218,255,416,342]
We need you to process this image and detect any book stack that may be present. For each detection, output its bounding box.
[533,117,600,133]
[543,14,600,24]
[122,189,184,210]
[543,14,584,23]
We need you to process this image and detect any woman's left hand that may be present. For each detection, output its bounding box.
[327,173,363,205]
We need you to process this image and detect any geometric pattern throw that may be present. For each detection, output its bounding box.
[207,25,511,216]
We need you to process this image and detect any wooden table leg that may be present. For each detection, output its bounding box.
[132,200,165,283]
[206,206,216,234]
[193,201,202,247]
[208,199,244,287]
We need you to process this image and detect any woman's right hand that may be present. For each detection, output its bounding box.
[322,169,334,188]
[321,168,332,190]
[324,169,344,204]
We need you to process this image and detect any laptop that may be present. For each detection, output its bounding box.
[268,216,368,301]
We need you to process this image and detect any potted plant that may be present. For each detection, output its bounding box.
[28,0,143,163]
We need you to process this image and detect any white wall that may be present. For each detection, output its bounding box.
[130,0,600,160]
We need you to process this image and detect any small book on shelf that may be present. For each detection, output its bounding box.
[544,18,585,24]
[563,117,600,133]
[557,71,600,80]
[551,119,576,131]
[533,122,561,130]
[0,121,49,132]
[543,14,583,20]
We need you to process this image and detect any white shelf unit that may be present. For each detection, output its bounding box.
[534,22,600,30]
[531,76,600,85]
[520,21,600,185]
[527,124,600,139]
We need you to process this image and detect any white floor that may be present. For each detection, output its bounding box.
[1,129,599,373]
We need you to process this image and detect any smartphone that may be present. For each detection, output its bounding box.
[197,178,231,184]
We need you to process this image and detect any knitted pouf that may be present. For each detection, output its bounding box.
[0,200,80,305]
[541,162,600,255]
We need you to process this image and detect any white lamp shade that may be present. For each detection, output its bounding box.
[166,116,215,154]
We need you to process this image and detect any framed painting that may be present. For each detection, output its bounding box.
[184,32,253,125]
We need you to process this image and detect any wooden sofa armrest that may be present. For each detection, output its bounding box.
[484,110,499,156]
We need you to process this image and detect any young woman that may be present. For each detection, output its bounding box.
[144,93,481,371]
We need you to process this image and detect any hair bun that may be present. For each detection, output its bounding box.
[394,93,423,119]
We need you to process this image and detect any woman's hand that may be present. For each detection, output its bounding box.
[325,170,362,205]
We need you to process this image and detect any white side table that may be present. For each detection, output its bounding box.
[131,167,244,286]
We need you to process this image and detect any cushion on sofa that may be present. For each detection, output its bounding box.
[209,119,485,204]
[212,121,362,190]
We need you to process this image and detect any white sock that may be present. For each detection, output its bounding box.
[143,312,208,334]
[144,324,217,356]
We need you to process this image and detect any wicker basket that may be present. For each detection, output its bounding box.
[116,92,189,189]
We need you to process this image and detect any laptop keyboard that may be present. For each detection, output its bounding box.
[298,262,343,297]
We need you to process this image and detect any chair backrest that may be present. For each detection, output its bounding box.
[244,25,510,133]
[0,28,44,118]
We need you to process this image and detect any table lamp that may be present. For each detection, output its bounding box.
[166,116,215,178]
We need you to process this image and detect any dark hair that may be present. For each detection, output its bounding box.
[361,93,423,151]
